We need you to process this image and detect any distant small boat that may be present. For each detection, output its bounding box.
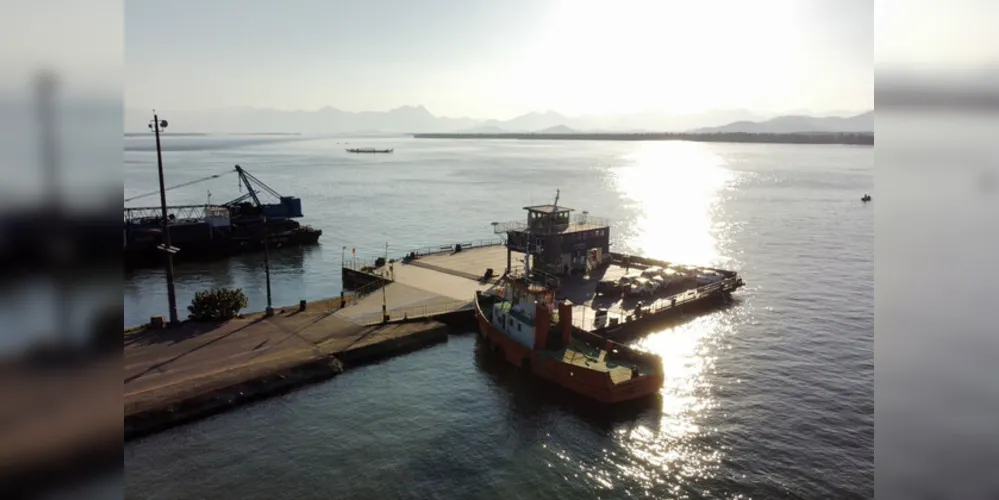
[346,148,393,154]
[861,194,872,202]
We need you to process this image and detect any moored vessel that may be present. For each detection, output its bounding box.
[474,273,665,403]
[123,165,322,268]
[346,147,393,154]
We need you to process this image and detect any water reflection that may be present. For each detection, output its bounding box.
[534,315,729,495]
[533,141,736,495]
[472,338,662,429]
[123,244,323,325]
[623,313,732,492]
[613,141,733,266]
[472,301,732,496]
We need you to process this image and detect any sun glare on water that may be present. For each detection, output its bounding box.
[539,141,740,494]
[615,141,734,266]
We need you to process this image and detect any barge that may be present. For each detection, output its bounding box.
[123,165,322,268]
[489,193,745,338]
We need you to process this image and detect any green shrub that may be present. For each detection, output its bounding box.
[188,287,249,321]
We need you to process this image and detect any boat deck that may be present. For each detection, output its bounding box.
[556,264,719,330]
[559,345,635,384]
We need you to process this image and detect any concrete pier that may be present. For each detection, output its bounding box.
[125,242,743,439]
[124,302,451,440]
[339,244,508,324]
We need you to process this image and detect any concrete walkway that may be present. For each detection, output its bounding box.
[338,246,507,325]
[124,304,446,416]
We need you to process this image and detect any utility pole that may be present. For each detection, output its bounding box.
[263,215,273,316]
[340,246,347,307]
[381,242,388,323]
[151,112,179,325]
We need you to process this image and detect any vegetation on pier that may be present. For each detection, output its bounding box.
[188,288,249,321]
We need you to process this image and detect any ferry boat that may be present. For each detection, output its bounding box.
[474,273,665,403]
[346,147,393,154]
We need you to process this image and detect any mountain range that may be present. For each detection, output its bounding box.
[124,105,873,135]
[690,111,873,134]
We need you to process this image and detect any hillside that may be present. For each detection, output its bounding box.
[125,104,872,135]
[537,125,577,134]
[692,111,873,134]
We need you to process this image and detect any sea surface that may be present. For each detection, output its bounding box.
[124,136,874,499]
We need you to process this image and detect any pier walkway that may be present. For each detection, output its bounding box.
[125,304,446,420]
[338,245,507,325]
[124,245,511,435]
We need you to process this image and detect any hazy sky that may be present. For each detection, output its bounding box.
[126,0,874,119]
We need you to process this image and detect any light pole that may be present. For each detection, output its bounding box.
[263,215,273,316]
[150,112,179,325]
[381,242,388,323]
[340,246,347,307]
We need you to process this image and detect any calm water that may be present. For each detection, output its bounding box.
[124,136,874,498]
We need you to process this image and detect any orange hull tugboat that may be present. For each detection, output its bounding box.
[474,274,664,404]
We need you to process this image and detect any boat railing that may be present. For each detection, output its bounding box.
[405,238,505,258]
[493,214,610,234]
[349,299,472,325]
[504,266,561,289]
[492,220,528,233]
[124,204,227,223]
[633,276,744,317]
[609,252,738,274]
[570,213,610,227]
[343,238,505,271]
[343,256,382,271]
[340,279,388,306]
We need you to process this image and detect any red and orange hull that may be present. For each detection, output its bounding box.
[474,299,664,404]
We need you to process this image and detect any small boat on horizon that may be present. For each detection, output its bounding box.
[474,273,665,404]
[346,148,393,154]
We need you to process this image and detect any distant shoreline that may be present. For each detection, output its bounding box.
[124,132,302,137]
[412,132,874,146]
